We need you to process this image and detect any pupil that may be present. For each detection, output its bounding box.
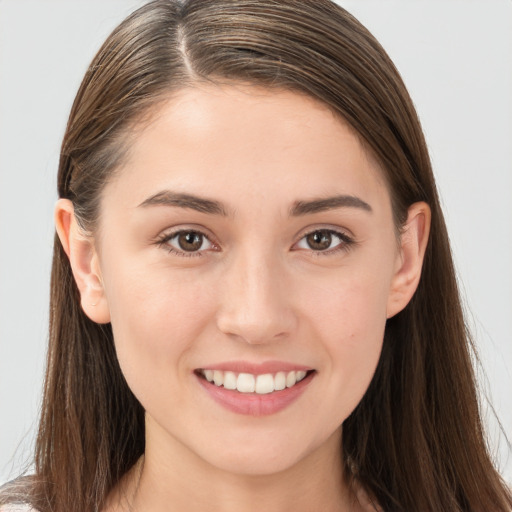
[307,230,331,250]
[178,232,202,251]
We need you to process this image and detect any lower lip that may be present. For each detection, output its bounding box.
[196,372,315,416]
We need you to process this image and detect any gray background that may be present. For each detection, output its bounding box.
[1,0,511,484]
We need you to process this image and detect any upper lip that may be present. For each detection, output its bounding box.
[197,360,313,375]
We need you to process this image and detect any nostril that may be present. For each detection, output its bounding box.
[216,308,296,345]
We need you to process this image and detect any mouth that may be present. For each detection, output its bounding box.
[195,368,315,395]
[194,361,316,415]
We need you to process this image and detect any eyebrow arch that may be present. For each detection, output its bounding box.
[138,191,228,216]
[290,195,373,216]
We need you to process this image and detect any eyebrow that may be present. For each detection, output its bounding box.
[138,191,228,216]
[138,190,372,216]
[290,195,372,216]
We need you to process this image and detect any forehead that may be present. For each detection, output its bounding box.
[103,84,389,214]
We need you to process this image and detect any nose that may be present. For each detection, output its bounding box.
[215,249,298,344]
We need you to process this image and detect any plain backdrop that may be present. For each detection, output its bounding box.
[1,0,511,484]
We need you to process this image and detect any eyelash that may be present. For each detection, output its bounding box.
[155,228,355,258]
[298,228,355,257]
[155,229,217,258]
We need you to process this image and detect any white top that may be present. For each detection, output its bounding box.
[0,505,35,512]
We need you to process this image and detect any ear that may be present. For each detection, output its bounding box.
[386,201,431,318]
[54,199,111,324]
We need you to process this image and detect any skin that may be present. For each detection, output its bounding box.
[56,84,430,512]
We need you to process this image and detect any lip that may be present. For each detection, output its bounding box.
[195,361,315,416]
[199,360,313,375]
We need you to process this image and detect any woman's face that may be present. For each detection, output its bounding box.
[90,85,409,476]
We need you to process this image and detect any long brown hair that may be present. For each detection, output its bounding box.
[1,1,510,511]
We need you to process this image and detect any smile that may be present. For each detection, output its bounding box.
[198,369,309,394]
[195,365,315,416]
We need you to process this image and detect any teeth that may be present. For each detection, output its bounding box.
[201,369,310,394]
[213,370,224,386]
[296,370,307,382]
[274,371,286,391]
[223,371,237,390]
[255,373,274,394]
[237,373,255,393]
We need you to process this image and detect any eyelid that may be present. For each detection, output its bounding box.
[154,225,220,257]
[293,222,355,240]
[291,226,356,255]
[153,223,356,258]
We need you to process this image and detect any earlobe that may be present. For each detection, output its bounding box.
[386,201,431,319]
[54,199,111,324]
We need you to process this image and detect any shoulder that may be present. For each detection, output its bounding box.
[0,475,38,512]
[0,505,37,512]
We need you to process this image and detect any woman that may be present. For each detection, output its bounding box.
[1,0,510,511]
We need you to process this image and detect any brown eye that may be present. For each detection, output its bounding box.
[294,228,353,254]
[163,230,213,255]
[305,230,333,250]
[177,231,205,251]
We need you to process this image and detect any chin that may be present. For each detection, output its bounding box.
[195,429,334,478]
[205,450,306,477]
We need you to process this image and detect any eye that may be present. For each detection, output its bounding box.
[294,229,353,253]
[159,230,215,256]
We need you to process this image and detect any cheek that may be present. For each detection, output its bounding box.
[305,262,391,345]
[102,261,215,391]
[302,269,390,412]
